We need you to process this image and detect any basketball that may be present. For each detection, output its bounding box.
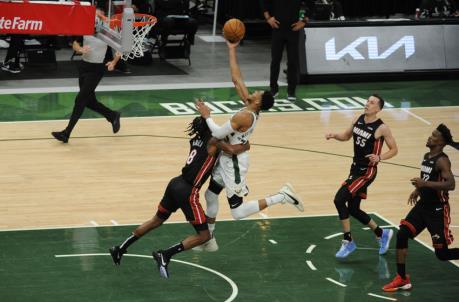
[223,18,246,43]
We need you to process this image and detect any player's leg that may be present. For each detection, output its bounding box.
[333,185,357,258]
[427,203,459,261]
[109,177,177,265]
[285,30,300,100]
[229,183,304,220]
[383,207,423,292]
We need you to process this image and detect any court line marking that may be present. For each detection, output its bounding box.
[0,213,340,232]
[259,213,269,219]
[306,244,316,254]
[54,253,239,302]
[401,108,431,125]
[362,225,393,230]
[367,293,397,301]
[324,233,343,240]
[373,212,459,269]
[110,220,119,226]
[268,239,277,245]
[325,277,346,287]
[89,220,99,226]
[306,260,317,271]
[0,81,277,95]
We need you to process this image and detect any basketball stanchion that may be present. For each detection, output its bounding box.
[97,11,157,60]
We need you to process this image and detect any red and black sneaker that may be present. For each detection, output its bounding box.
[382,274,412,292]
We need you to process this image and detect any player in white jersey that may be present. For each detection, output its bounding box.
[194,40,304,252]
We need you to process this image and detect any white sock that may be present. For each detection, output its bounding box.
[266,193,285,206]
[231,200,260,220]
[208,223,216,236]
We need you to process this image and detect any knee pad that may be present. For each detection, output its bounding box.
[205,189,219,219]
[396,225,411,249]
[348,198,370,225]
[231,205,246,220]
[334,187,351,220]
[435,248,449,261]
[208,178,224,195]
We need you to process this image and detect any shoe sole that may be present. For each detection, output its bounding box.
[282,183,304,212]
[379,229,394,255]
[109,247,121,265]
[383,284,412,292]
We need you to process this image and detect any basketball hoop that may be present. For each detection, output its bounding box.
[98,12,157,60]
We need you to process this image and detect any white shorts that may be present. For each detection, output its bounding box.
[212,152,249,198]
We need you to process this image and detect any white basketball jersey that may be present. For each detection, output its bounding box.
[225,110,258,145]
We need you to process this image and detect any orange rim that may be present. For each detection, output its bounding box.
[97,12,157,29]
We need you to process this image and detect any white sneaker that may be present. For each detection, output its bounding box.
[192,235,219,252]
[280,183,304,212]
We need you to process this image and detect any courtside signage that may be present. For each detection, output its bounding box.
[304,25,459,74]
[0,1,95,35]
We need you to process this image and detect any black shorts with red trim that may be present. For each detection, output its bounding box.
[341,164,378,198]
[401,201,454,249]
[157,175,208,231]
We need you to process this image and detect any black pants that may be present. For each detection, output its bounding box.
[4,35,23,64]
[64,61,116,135]
[270,29,300,95]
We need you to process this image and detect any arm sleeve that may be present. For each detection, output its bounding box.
[205,118,234,139]
[261,0,272,13]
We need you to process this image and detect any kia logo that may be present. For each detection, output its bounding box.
[325,36,415,60]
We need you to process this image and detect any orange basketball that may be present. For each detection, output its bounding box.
[223,18,246,43]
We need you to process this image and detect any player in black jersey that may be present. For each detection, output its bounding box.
[108,117,249,278]
[326,94,398,258]
[383,124,459,292]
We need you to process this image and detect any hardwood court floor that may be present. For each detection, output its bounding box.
[1,107,458,263]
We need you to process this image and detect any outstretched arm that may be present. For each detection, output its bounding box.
[325,116,357,141]
[227,41,250,104]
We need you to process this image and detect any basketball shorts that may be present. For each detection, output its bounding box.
[401,202,454,249]
[157,176,208,231]
[212,153,249,198]
[341,164,378,198]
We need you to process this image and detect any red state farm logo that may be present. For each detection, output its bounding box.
[0,17,43,31]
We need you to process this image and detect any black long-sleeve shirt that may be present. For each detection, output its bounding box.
[262,0,311,30]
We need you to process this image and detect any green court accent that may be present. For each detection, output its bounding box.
[1,215,457,302]
[0,80,458,122]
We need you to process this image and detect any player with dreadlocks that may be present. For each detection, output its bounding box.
[383,124,459,292]
[108,116,249,278]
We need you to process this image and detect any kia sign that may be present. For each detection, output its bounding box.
[304,25,459,74]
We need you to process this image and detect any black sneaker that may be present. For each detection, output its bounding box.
[152,250,170,278]
[1,61,21,74]
[287,94,297,102]
[51,131,69,143]
[109,246,125,265]
[270,87,279,98]
[111,112,121,134]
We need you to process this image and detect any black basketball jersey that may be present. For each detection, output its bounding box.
[352,114,384,167]
[419,152,449,204]
[181,136,217,189]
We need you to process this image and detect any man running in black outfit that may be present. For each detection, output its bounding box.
[326,94,398,258]
[109,116,248,278]
[383,124,458,292]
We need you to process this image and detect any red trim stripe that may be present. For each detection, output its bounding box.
[370,138,384,166]
[400,219,417,236]
[193,155,216,187]
[189,187,206,225]
[348,166,376,194]
[443,203,454,245]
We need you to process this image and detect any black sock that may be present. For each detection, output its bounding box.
[163,242,184,260]
[397,263,406,279]
[344,232,352,241]
[119,234,139,252]
[374,226,383,238]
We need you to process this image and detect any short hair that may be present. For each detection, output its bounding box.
[186,116,211,139]
[260,90,274,111]
[371,94,385,109]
